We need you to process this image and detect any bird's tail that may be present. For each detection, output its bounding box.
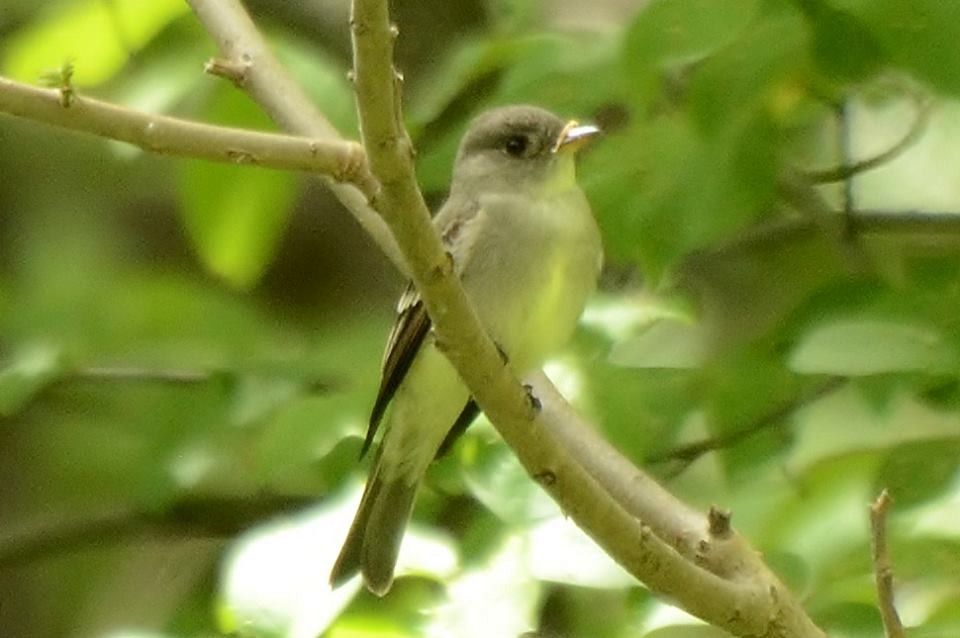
[329,453,417,596]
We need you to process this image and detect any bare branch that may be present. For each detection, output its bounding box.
[871,490,907,638]
[185,0,407,273]
[347,1,824,636]
[0,75,376,197]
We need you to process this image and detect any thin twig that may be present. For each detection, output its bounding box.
[870,489,907,638]
[74,366,337,392]
[805,95,931,185]
[647,378,845,474]
[0,494,312,568]
[78,366,213,385]
[0,75,376,198]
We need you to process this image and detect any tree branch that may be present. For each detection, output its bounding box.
[185,0,406,274]
[871,489,907,638]
[804,94,932,184]
[0,495,312,569]
[347,1,824,636]
[647,377,846,475]
[0,75,377,198]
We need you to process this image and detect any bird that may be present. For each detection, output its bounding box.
[329,104,603,596]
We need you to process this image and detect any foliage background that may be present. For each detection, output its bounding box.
[2,0,960,637]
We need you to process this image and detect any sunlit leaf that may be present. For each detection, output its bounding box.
[177,86,300,289]
[789,316,956,375]
[2,0,188,84]
[0,342,67,416]
[219,493,456,638]
[797,0,884,82]
[623,0,760,103]
[425,538,540,638]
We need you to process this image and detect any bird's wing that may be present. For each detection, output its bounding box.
[360,197,483,458]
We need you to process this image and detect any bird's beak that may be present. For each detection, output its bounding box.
[553,120,601,154]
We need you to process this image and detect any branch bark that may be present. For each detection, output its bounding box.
[346,0,824,636]
[0,2,835,635]
[185,0,406,273]
[0,75,377,196]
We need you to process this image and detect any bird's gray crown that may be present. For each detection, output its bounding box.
[456,105,567,162]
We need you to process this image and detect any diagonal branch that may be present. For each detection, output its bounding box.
[0,75,376,197]
[347,1,823,636]
[185,0,406,273]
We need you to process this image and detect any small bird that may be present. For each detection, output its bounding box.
[330,105,603,595]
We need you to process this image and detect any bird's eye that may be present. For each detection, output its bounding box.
[503,134,529,157]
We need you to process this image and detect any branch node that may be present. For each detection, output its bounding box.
[523,383,542,418]
[203,56,251,86]
[39,59,76,108]
[389,23,399,39]
[533,469,556,486]
[708,506,733,539]
[430,252,455,282]
[226,148,258,164]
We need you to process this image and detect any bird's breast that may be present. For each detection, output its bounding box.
[462,190,602,373]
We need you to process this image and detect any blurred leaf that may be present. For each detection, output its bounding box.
[622,0,760,103]
[644,626,731,638]
[814,602,883,638]
[837,0,960,95]
[229,373,304,427]
[177,87,299,289]
[796,0,884,82]
[789,316,956,375]
[2,0,188,84]
[608,315,705,369]
[874,440,960,508]
[0,342,67,416]
[255,395,364,494]
[462,438,557,525]
[273,34,358,137]
[788,386,960,473]
[526,516,634,588]
[425,537,540,638]
[219,496,456,638]
[687,7,809,135]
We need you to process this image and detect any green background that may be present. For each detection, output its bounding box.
[2,0,960,636]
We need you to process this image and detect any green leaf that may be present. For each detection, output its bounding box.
[177,87,299,289]
[687,7,809,134]
[425,538,541,638]
[789,316,956,375]
[2,0,188,84]
[874,440,960,508]
[273,35,358,137]
[0,342,67,416]
[796,0,884,82]
[623,0,760,103]
[461,436,557,525]
[608,316,705,369]
[837,0,960,95]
